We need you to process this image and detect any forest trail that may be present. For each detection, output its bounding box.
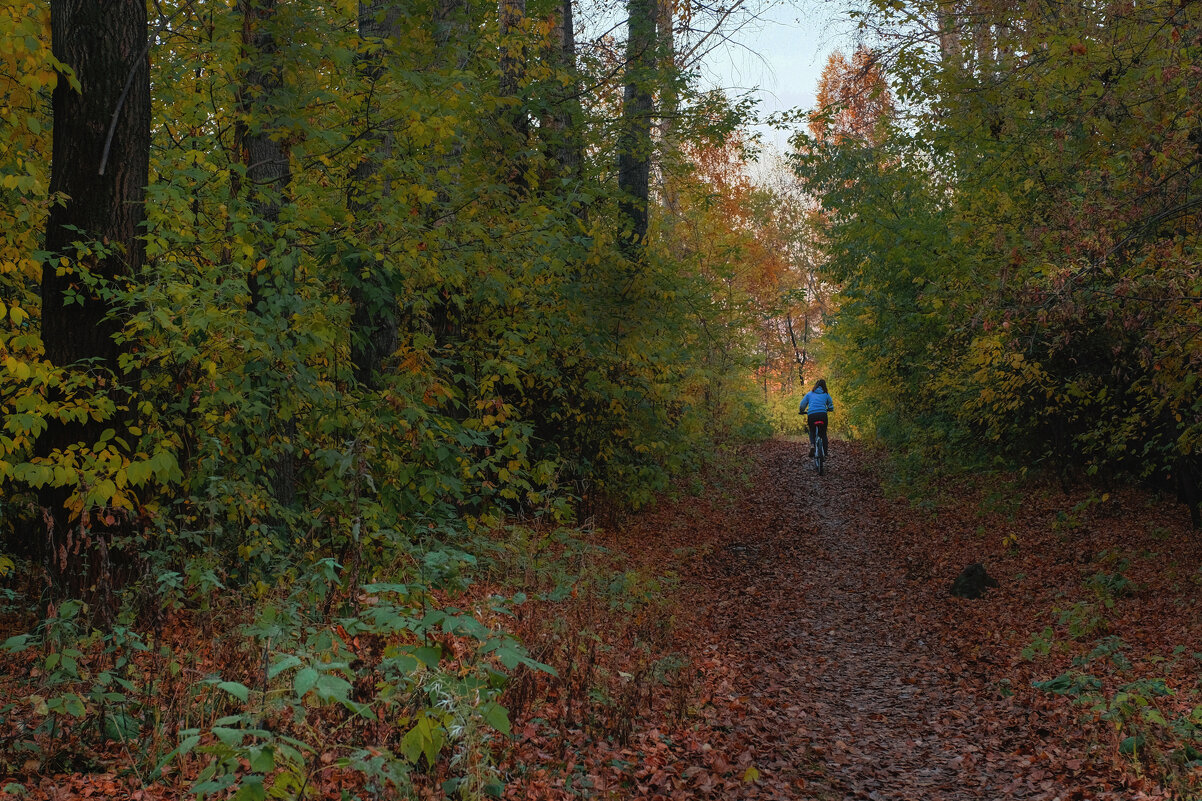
[601,438,1154,800]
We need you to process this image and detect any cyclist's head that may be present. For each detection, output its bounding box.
[814,378,828,392]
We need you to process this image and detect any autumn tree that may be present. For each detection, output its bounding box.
[36,0,150,595]
[0,0,774,617]
[802,0,1202,519]
[810,46,893,147]
[617,0,660,259]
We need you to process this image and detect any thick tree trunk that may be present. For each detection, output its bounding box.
[617,0,658,260]
[347,0,402,389]
[655,0,678,216]
[237,0,296,507]
[40,0,150,598]
[237,0,292,311]
[549,0,584,183]
[937,0,960,64]
[43,0,149,369]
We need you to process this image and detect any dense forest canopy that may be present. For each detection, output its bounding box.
[798,0,1202,516]
[0,0,815,586]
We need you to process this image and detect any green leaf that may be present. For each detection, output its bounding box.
[217,681,250,702]
[294,667,319,698]
[212,726,245,747]
[154,731,201,774]
[400,715,445,766]
[399,719,425,764]
[268,654,302,680]
[415,646,441,668]
[232,775,266,801]
[494,645,522,670]
[481,702,511,735]
[314,673,352,703]
[1119,734,1145,756]
[61,694,86,717]
[248,744,275,773]
[103,711,140,741]
[2,634,31,653]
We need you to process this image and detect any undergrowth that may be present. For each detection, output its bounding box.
[1023,556,1202,795]
[0,514,688,800]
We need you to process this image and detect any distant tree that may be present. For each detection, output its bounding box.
[809,47,893,147]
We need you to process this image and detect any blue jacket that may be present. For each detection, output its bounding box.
[799,388,834,415]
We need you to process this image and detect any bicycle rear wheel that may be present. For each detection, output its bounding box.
[815,436,825,475]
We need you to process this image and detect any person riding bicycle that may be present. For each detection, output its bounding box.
[798,379,834,457]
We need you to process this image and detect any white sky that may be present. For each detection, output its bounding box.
[578,0,854,172]
[695,0,853,158]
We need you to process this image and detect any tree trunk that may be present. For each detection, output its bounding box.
[435,0,470,64]
[237,0,292,311]
[40,0,150,599]
[549,0,584,183]
[786,311,808,382]
[656,0,678,216]
[347,0,402,389]
[937,0,960,64]
[617,0,658,260]
[237,0,296,507]
[498,0,528,147]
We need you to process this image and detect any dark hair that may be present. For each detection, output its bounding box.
[814,379,828,392]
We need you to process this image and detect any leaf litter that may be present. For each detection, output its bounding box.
[5,439,1201,800]
[501,439,1201,800]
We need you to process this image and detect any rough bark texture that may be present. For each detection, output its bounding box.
[549,0,584,182]
[348,0,402,389]
[616,0,658,260]
[237,0,296,507]
[43,0,149,370]
[655,0,678,216]
[40,0,150,597]
[237,0,292,312]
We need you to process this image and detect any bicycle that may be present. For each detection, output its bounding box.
[812,419,827,475]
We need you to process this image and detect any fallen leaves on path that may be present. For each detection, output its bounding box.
[502,439,1201,800]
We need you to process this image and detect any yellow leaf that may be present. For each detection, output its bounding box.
[742,766,760,783]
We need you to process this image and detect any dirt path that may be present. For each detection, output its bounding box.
[658,439,1116,800]
[507,437,1186,799]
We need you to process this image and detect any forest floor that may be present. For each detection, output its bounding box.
[5,439,1202,800]
[502,438,1202,800]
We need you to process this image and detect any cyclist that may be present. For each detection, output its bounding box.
[798,379,834,457]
